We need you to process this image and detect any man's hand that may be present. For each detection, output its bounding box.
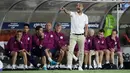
[110,48,115,52]
[61,46,67,51]
[40,33,44,39]
[23,49,26,52]
[60,7,65,11]
[19,49,26,52]
[84,33,87,37]
[60,7,70,15]
[19,50,23,52]
[111,36,116,41]
[25,50,31,56]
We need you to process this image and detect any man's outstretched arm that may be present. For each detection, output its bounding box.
[60,7,71,15]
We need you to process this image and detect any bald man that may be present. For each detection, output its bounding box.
[61,3,88,71]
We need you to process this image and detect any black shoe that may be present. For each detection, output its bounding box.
[84,66,89,70]
[34,67,40,70]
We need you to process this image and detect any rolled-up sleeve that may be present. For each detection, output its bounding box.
[70,11,74,16]
[85,15,88,24]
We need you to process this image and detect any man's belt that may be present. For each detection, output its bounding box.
[73,33,84,35]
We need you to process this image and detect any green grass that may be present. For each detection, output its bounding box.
[1,70,130,73]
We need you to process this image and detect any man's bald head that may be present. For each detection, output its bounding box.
[76,3,84,13]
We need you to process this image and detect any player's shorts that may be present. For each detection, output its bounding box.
[89,50,95,55]
[31,47,45,57]
[49,49,57,55]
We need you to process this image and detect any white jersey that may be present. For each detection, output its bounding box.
[70,11,88,34]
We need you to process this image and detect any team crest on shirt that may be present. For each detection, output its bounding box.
[28,37,30,40]
[50,35,53,38]
[60,36,63,39]
[101,41,104,44]
[88,39,91,42]
[98,41,100,43]
[115,42,117,45]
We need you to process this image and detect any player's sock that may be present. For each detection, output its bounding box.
[84,65,88,68]
[43,64,47,70]
[89,65,93,69]
[120,64,123,68]
[106,61,109,64]
[98,63,102,68]
[24,65,28,69]
[93,60,97,68]
[48,57,53,62]
[44,64,47,67]
[12,64,16,69]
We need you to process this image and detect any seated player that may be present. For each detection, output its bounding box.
[85,29,95,69]
[94,29,106,69]
[53,23,68,69]
[44,22,57,66]
[22,24,33,68]
[22,24,32,54]
[105,29,124,68]
[7,30,28,69]
[32,26,47,70]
